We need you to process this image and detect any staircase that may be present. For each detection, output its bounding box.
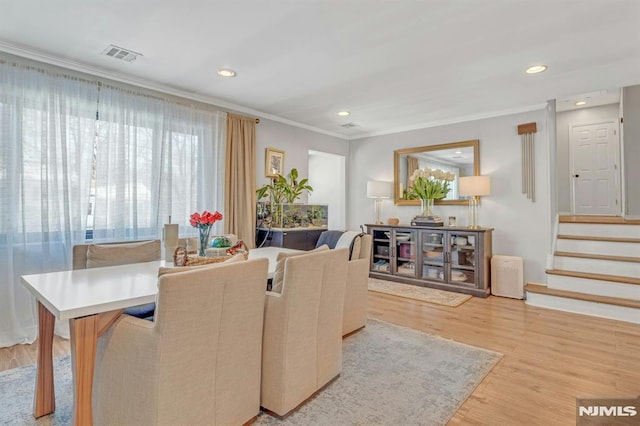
[525,215,640,324]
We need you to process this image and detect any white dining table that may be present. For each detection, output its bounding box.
[20,246,302,425]
[248,246,302,273]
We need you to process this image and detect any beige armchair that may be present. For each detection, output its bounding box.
[92,258,269,425]
[73,239,161,319]
[261,248,348,417]
[315,231,373,336]
[342,233,372,336]
[72,239,161,270]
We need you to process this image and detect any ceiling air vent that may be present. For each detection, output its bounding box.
[101,45,142,62]
[340,122,358,129]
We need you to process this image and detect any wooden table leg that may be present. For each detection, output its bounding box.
[69,315,99,426]
[34,302,55,418]
[68,309,123,426]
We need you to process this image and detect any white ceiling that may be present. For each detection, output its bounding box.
[1,1,639,139]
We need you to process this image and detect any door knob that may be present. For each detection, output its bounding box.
[573,174,579,178]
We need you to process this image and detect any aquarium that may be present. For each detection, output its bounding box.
[256,202,328,229]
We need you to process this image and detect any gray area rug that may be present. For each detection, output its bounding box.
[0,319,501,426]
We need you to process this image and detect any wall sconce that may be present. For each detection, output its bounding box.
[367,181,391,225]
[459,176,491,229]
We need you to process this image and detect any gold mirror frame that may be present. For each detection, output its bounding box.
[394,139,479,206]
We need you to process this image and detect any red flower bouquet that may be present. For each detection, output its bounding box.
[190,210,223,256]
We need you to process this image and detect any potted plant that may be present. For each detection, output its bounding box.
[257,168,313,227]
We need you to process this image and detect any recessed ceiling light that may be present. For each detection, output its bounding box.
[337,111,351,117]
[455,151,462,155]
[575,101,586,106]
[525,65,547,74]
[217,69,236,77]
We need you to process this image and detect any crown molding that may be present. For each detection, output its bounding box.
[0,41,548,142]
[0,41,349,140]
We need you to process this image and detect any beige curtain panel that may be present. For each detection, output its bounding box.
[224,114,257,248]
[407,156,419,177]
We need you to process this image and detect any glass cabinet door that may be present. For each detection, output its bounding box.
[420,230,446,282]
[448,231,477,286]
[394,229,417,277]
[371,229,392,274]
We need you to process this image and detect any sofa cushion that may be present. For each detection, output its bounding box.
[271,245,329,294]
[86,240,161,269]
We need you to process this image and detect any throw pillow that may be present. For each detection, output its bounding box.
[335,231,363,260]
[271,245,329,294]
[86,240,161,269]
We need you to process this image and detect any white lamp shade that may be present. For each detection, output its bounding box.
[459,176,491,196]
[367,181,391,198]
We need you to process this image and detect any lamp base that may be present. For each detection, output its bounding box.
[374,198,383,226]
[468,197,479,228]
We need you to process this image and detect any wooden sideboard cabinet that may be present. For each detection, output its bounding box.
[256,227,327,251]
[367,224,493,297]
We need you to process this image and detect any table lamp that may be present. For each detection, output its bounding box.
[458,176,491,229]
[367,181,391,225]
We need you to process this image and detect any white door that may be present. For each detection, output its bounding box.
[570,121,620,215]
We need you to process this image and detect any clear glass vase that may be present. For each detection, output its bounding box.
[198,226,212,257]
[420,198,435,216]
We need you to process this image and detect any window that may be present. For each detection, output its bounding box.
[0,60,225,347]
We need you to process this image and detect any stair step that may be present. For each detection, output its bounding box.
[546,273,640,300]
[556,238,640,257]
[525,283,640,309]
[545,269,640,286]
[558,223,640,238]
[554,251,640,263]
[559,215,640,225]
[557,234,640,243]
[552,253,640,279]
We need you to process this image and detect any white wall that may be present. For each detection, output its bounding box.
[348,110,551,284]
[308,151,346,230]
[256,119,348,204]
[555,103,620,213]
[623,84,640,218]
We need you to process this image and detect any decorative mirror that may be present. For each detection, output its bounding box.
[394,139,479,205]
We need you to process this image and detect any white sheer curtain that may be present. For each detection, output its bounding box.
[92,86,165,241]
[0,62,96,346]
[93,86,226,241]
[159,105,226,238]
[0,61,226,348]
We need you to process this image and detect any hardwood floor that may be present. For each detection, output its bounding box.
[1,293,639,425]
[0,335,69,372]
[368,292,640,425]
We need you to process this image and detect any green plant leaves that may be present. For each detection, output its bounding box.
[256,167,313,204]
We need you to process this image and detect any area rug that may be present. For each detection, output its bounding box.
[368,277,472,307]
[0,319,501,426]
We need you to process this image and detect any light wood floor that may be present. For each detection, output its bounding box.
[1,293,639,425]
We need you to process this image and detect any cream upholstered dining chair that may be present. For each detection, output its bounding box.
[72,239,161,270]
[314,231,373,336]
[261,248,348,417]
[73,239,161,319]
[341,233,372,336]
[92,258,269,425]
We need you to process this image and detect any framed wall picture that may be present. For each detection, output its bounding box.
[265,147,285,177]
